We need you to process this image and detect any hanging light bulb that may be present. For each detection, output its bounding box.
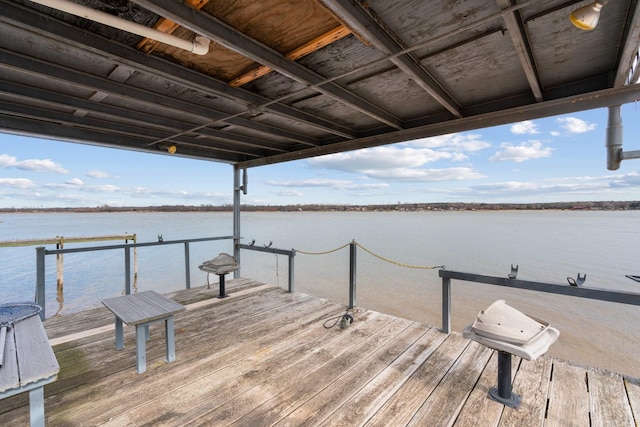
[158,143,177,154]
[569,1,608,31]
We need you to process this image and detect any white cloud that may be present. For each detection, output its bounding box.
[267,179,389,191]
[87,170,110,179]
[0,177,35,189]
[557,117,597,133]
[273,189,304,197]
[364,167,484,182]
[490,140,553,163]
[65,178,83,186]
[308,146,452,171]
[408,133,491,152]
[305,135,491,184]
[511,121,540,135]
[0,154,68,174]
[464,172,640,199]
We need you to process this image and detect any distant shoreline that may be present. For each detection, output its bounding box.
[1,200,638,213]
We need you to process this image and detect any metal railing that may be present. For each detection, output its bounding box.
[30,236,640,330]
[438,269,640,333]
[237,243,296,292]
[35,235,234,319]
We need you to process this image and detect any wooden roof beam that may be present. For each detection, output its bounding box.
[228,25,352,88]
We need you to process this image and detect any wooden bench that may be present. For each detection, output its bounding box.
[102,291,185,374]
[0,314,59,427]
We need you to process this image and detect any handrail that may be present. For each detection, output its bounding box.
[438,269,640,333]
[237,243,296,292]
[35,235,235,319]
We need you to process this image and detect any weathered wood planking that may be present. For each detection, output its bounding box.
[0,280,638,426]
[626,378,640,424]
[363,333,471,426]
[217,317,420,426]
[588,368,635,426]
[47,291,330,425]
[406,341,492,425]
[498,356,553,426]
[452,351,505,427]
[545,360,590,426]
[107,310,391,426]
[286,326,448,426]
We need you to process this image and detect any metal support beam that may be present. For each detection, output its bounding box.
[497,0,543,101]
[238,84,640,168]
[0,0,356,140]
[233,165,241,279]
[131,0,403,130]
[323,0,462,118]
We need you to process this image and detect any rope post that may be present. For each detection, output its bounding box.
[184,242,191,289]
[124,246,131,295]
[288,250,295,293]
[349,240,357,309]
[442,276,451,333]
[36,246,46,320]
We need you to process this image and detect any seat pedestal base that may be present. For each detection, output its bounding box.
[489,351,521,409]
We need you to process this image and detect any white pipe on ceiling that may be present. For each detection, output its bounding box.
[30,0,210,55]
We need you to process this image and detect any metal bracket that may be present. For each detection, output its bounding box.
[508,264,518,279]
[567,273,586,287]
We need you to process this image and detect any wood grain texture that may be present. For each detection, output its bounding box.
[0,280,636,426]
[545,360,590,427]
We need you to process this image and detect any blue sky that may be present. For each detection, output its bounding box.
[1,105,640,208]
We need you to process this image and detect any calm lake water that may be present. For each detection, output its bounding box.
[1,210,639,378]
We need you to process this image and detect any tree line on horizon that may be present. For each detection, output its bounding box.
[1,200,639,213]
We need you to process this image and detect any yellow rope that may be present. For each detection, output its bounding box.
[356,242,444,270]
[295,240,444,270]
[294,241,352,255]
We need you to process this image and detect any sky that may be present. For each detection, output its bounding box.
[1,104,640,208]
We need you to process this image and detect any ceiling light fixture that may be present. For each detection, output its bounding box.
[159,143,177,154]
[569,1,609,31]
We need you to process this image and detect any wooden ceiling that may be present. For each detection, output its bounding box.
[1,0,640,168]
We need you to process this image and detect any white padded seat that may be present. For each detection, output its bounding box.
[462,299,559,360]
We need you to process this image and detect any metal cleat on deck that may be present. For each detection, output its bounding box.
[463,300,559,409]
[199,253,239,298]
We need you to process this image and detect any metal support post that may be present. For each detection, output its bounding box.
[217,274,227,298]
[184,242,191,289]
[489,351,520,409]
[35,246,46,320]
[442,277,451,333]
[349,240,357,309]
[233,165,241,278]
[288,251,295,293]
[124,246,131,295]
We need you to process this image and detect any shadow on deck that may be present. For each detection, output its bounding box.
[1,278,639,426]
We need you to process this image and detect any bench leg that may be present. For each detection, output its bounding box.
[115,318,124,350]
[165,316,176,363]
[135,324,147,374]
[29,386,45,427]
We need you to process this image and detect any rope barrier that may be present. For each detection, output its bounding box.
[294,240,445,270]
[294,241,352,255]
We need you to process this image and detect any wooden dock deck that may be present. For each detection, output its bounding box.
[1,278,639,426]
